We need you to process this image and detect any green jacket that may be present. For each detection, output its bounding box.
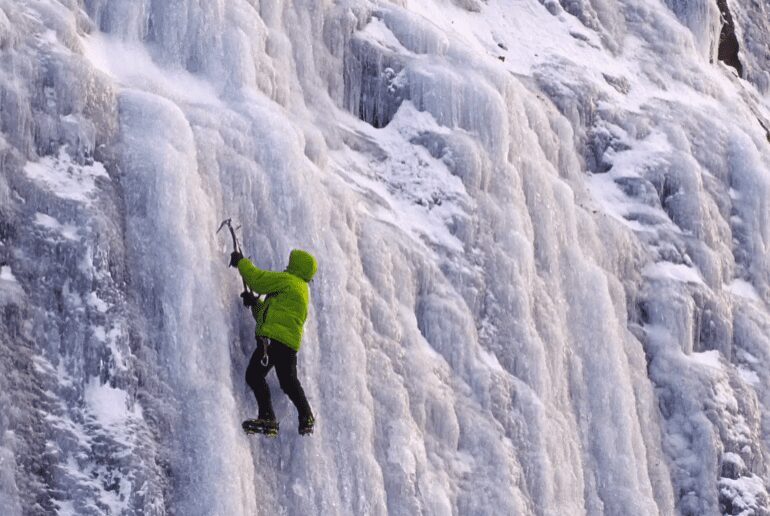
[237,249,317,351]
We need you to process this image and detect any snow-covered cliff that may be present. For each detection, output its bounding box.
[1,0,769,514]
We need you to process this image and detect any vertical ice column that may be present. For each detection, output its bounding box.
[117,89,256,514]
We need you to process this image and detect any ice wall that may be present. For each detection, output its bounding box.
[1,0,769,515]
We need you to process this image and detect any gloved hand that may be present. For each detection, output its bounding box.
[241,291,258,307]
[229,250,244,268]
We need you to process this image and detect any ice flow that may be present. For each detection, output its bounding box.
[1,0,769,514]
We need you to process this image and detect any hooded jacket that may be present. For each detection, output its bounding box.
[236,249,317,351]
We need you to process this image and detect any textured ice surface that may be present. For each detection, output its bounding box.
[1,0,770,515]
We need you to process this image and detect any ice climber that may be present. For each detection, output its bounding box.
[230,249,316,437]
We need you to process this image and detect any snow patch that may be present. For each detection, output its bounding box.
[0,265,17,283]
[24,149,108,205]
[687,350,723,371]
[86,292,109,313]
[92,326,106,342]
[53,499,77,516]
[737,366,760,386]
[642,261,704,284]
[360,16,409,53]
[33,212,80,241]
[84,379,142,429]
[0,265,24,305]
[719,474,767,515]
[335,102,469,254]
[727,279,762,302]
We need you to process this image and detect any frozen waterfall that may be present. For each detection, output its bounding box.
[1,0,770,514]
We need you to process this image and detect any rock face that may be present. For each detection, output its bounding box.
[1,0,769,514]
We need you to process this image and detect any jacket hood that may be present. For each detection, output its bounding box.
[285,249,317,282]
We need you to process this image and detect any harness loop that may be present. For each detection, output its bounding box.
[261,338,271,367]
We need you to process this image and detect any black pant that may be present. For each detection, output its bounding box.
[245,337,313,422]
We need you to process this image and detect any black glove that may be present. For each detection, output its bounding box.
[229,250,243,268]
[240,291,258,307]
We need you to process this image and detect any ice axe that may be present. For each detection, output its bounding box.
[217,217,242,253]
[217,218,250,294]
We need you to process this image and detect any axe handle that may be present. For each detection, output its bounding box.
[230,226,249,293]
[227,224,241,254]
[220,219,250,294]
